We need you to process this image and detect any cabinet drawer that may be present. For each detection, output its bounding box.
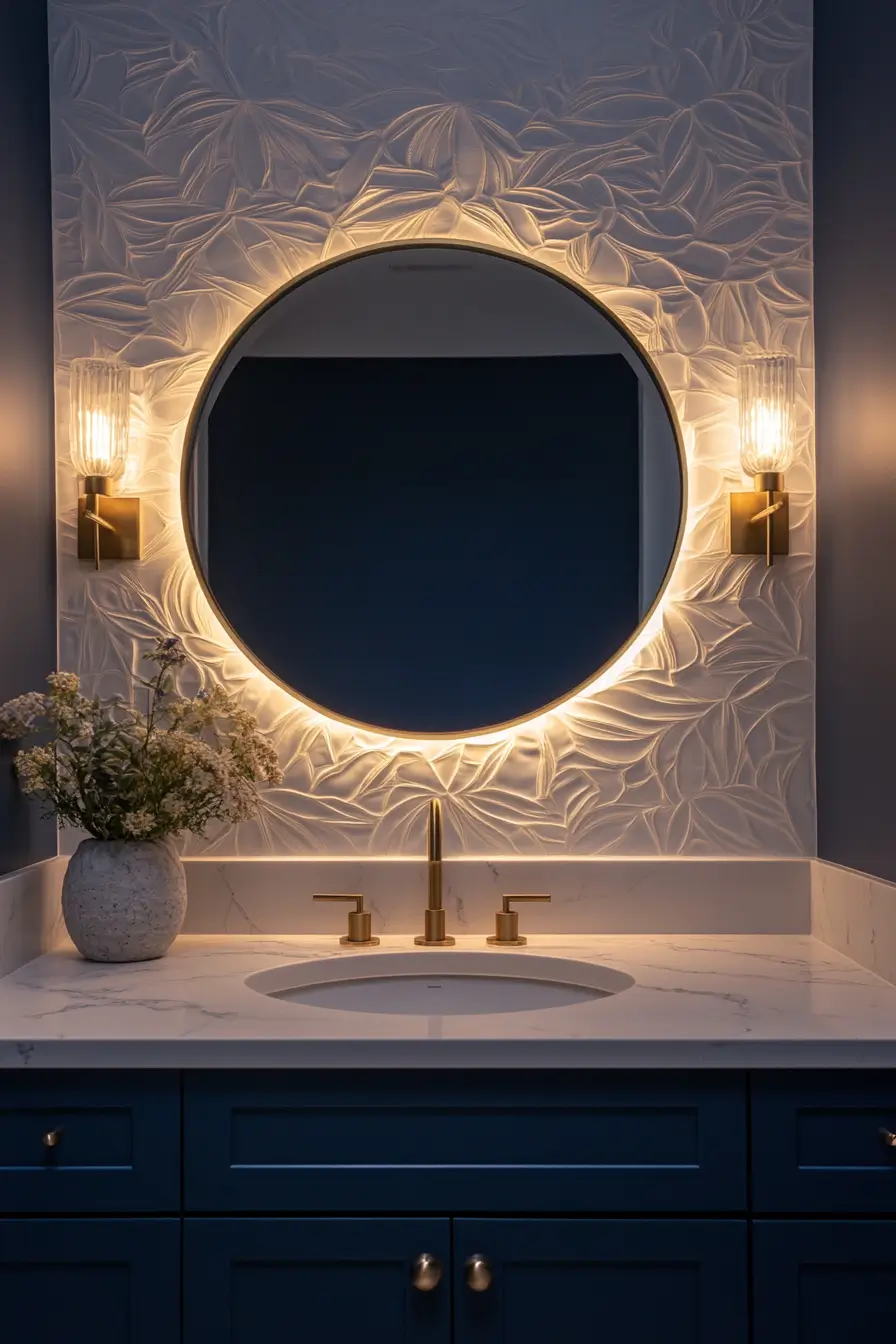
[752,1072,896,1212]
[0,1072,180,1212]
[184,1070,746,1213]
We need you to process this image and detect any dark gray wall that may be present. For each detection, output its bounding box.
[815,2,896,880]
[0,1,56,873]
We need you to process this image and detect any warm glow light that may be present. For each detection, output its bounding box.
[738,352,795,477]
[179,241,692,747]
[70,358,130,480]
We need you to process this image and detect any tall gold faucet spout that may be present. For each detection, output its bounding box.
[415,797,455,946]
[427,798,442,865]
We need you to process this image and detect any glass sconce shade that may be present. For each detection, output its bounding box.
[69,358,130,481]
[738,352,796,478]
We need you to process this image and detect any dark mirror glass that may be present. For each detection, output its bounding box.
[186,245,683,735]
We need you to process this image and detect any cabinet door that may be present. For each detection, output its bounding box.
[754,1221,896,1341]
[454,1218,747,1344]
[0,1218,180,1344]
[184,1218,450,1344]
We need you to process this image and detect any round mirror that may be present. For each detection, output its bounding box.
[184,243,684,737]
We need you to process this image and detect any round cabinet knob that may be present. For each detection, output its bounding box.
[42,1128,63,1149]
[465,1254,493,1292]
[411,1253,443,1292]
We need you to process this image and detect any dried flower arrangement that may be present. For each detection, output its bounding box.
[0,635,282,842]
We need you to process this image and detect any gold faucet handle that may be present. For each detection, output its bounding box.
[312,893,380,947]
[487,893,551,947]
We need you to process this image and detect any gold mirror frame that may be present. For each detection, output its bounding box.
[180,239,688,740]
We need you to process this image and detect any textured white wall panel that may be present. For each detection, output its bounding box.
[50,0,814,857]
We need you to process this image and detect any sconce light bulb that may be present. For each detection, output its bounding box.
[738,352,796,480]
[70,358,131,484]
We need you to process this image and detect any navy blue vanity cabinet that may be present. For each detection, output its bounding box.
[8,1065,896,1344]
[184,1217,451,1343]
[0,1218,180,1344]
[184,1069,746,1213]
[749,1074,896,1341]
[453,1219,748,1344]
[751,1071,896,1213]
[0,1070,180,1212]
[754,1221,896,1342]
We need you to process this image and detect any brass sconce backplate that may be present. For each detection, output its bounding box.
[77,494,142,563]
[729,488,789,561]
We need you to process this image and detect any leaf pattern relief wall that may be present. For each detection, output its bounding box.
[50,0,814,857]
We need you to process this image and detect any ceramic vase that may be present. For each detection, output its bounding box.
[61,838,187,962]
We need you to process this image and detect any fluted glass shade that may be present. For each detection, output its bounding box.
[738,352,795,478]
[69,358,130,480]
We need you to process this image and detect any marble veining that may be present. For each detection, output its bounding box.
[182,857,811,935]
[0,859,66,978]
[1,934,894,1068]
[812,860,896,988]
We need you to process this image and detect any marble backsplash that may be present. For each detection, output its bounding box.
[0,858,66,978]
[9,856,896,989]
[182,858,810,937]
[812,860,896,987]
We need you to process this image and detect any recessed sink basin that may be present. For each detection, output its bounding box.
[246,951,634,1016]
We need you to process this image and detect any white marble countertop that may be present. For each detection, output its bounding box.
[1,934,895,1069]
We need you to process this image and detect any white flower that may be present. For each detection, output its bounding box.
[123,810,155,838]
[0,692,48,739]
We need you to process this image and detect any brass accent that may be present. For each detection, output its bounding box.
[487,893,551,946]
[180,239,688,741]
[730,472,789,568]
[880,1128,896,1148]
[754,471,784,493]
[84,510,116,533]
[465,1254,493,1292]
[415,798,455,946]
[84,474,114,495]
[77,479,142,569]
[312,893,379,946]
[410,1253,443,1291]
[42,1128,63,1149]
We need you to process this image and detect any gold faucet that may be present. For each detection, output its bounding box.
[414,798,455,946]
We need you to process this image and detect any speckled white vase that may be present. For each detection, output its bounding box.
[62,839,187,963]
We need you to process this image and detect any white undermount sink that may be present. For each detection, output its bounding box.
[246,951,634,1016]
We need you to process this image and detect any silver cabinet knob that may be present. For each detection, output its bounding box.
[465,1254,493,1292]
[42,1128,63,1149]
[880,1128,896,1148]
[411,1252,443,1291]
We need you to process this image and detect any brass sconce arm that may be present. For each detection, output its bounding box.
[83,508,116,532]
[749,499,785,524]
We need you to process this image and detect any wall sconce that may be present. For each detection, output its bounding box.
[729,352,795,567]
[71,358,141,568]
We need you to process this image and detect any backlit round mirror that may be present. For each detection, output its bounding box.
[184,243,684,737]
